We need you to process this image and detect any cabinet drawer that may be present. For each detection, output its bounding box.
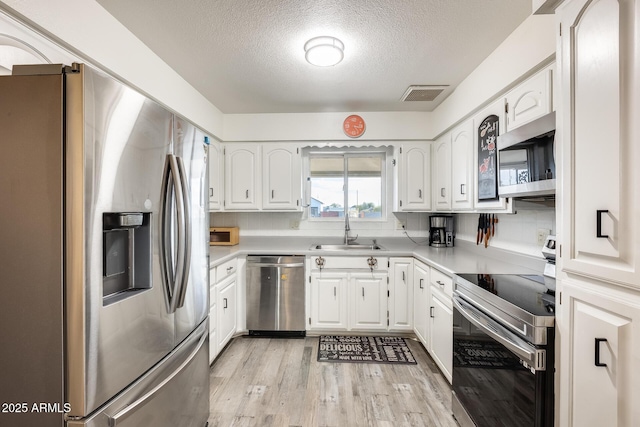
[216,258,238,281]
[310,256,387,270]
[430,268,452,298]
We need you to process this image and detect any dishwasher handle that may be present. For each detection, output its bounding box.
[249,262,305,268]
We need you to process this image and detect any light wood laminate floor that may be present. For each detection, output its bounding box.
[207,336,458,427]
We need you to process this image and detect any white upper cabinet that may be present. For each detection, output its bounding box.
[472,98,511,211]
[450,119,474,210]
[505,64,554,132]
[434,133,452,211]
[396,142,432,211]
[262,144,302,211]
[224,143,261,210]
[208,140,224,211]
[558,0,639,288]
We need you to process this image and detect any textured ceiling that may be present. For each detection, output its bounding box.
[96,0,531,114]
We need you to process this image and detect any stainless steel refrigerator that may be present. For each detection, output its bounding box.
[0,63,210,427]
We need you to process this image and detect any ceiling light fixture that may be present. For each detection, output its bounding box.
[304,36,344,67]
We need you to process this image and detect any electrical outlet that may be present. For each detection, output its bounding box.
[537,228,551,246]
[289,220,300,230]
[395,218,405,230]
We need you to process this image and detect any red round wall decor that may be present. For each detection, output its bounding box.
[343,115,366,138]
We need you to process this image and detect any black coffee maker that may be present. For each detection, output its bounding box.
[429,215,455,247]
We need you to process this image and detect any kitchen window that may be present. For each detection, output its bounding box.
[307,149,386,221]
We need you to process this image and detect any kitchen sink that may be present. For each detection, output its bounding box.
[310,243,385,251]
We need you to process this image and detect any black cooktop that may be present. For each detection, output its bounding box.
[455,273,555,318]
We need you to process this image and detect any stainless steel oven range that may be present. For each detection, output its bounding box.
[452,273,556,427]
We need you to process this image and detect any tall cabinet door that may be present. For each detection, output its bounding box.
[451,120,474,210]
[558,0,639,288]
[208,141,224,211]
[397,143,432,211]
[225,143,260,210]
[389,258,413,331]
[413,261,430,347]
[262,144,301,210]
[310,273,348,330]
[434,135,452,211]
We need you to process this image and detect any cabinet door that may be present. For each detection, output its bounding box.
[262,144,301,210]
[558,0,639,288]
[309,273,348,330]
[413,261,430,347]
[505,65,553,131]
[430,289,453,383]
[559,280,640,427]
[398,143,432,211]
[434,135,452,211]
[389,258,413,331]
[451,120,474,210]
[208,141,224,211]
[350,272,388,330]
[217,274,237,350]
[224,144,260,210]
[472,99,511,211]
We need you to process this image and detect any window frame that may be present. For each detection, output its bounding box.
[305,148,387,222]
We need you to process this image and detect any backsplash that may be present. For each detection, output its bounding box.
[210,208,555,259]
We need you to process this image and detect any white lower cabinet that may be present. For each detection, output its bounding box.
[209,258,238,364]
[559,279,640,427]
[308,256,413,332]
[413,260,430,347]
[389,258,413,331]
[217,273,237,350]
[309,272,349,330]
[350,272,388,330]
[429,287,453,383]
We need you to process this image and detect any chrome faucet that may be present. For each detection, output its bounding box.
[344,211,358,245]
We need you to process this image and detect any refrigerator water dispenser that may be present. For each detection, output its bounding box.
[103,212,152,304]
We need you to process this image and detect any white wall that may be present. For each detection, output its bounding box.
[0,0,224,140]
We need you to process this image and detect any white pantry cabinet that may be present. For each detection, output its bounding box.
[434,133,452,211]
[224,143,261,210]
[389,258,414,331]
[556,1,640,425]
[413,260,430,347]
[207,140,224,211]
[505,63,554,132]
[262,144,302,211]
[557,0,639,289]
[396,142,432,211]
[559,279,640,427]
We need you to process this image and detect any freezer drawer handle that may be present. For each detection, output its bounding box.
[595,338,608,367]
[108,330,207,426]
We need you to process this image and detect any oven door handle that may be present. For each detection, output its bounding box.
[453,296,546,371]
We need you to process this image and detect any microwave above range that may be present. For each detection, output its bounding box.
[497,112,555,198]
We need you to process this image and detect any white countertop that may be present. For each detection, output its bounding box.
[209,236,546,276]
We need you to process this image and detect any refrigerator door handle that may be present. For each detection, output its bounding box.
[160,154,187,313]
[107,329,207,426]
[175,156,191,309]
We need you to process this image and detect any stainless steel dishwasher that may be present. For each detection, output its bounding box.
[246,255,306,337]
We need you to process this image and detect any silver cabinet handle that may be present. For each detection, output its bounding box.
[436,280,445,287]
[418,189,422,199]
[441,188,445,197]
[245,189,249,199]
[460,184,465,195]
[271,189,274,199]
[109,329,207,426]
[223,297,228,309]
[402,271,405,282]
[430,307,434,318]
[419,278,424,289]
[209,188,214,197]
[226,266,234,273]
[362,287,365,298]
[334,287,336,297]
